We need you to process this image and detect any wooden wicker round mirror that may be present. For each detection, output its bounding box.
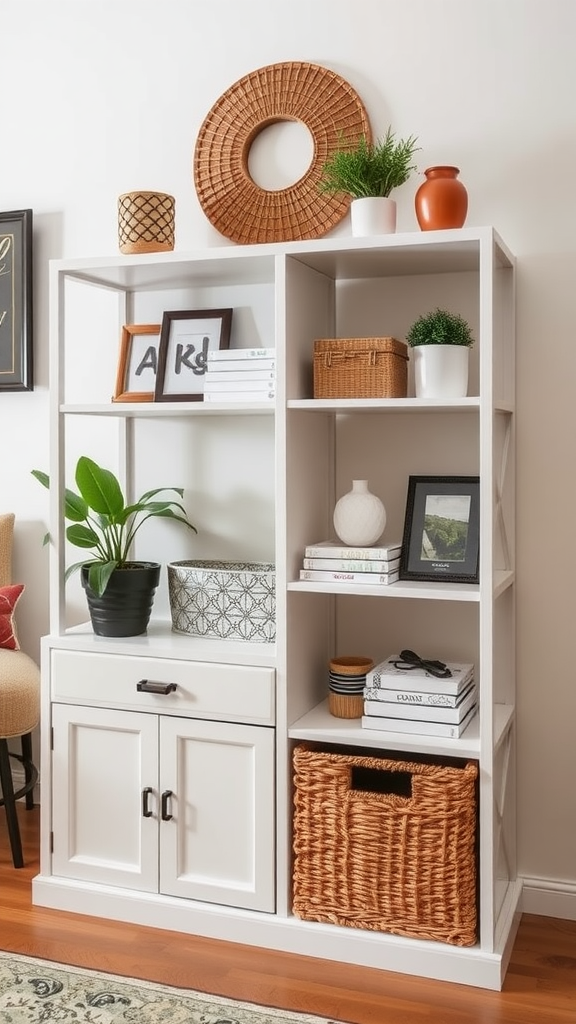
[193,61,371,245]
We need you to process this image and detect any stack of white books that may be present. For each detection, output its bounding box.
[362,654,477,738]
[299,540,402,586]
[204,347,276,403]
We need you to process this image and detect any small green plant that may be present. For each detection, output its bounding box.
[318,128,420,199]
[405,308,474,347]
[32,455,197,597]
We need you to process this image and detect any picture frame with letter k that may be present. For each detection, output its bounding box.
[154,308,232,402]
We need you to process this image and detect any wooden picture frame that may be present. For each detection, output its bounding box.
[399,475,480,583]
[113,324,161,402]
[154,308,232,402]
[0,209,33,391]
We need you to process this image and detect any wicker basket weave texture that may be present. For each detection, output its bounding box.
[313,337,408,399]
[292,745,478,946]
[194,61,371,244]
[118,192,175,255]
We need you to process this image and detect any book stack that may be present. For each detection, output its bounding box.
[362,654,477,738]
[299,540,402,586]
[204,347,276,403]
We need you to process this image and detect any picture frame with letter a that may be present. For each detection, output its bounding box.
[113,324,161,402]
[154,308,232,402]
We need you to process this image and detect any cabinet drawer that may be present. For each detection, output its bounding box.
[50,650,275,725]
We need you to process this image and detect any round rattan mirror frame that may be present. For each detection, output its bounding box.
[193,61,372,245]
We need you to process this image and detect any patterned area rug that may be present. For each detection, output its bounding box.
[0,951,339,1023]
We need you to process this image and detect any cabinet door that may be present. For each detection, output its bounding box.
[52,704,159,891]
[159,717,275,912]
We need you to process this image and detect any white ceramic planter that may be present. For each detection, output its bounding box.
[412,344,470,399]
[350,197,397,237]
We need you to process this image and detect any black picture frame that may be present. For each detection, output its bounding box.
[0,209,33,391]
[399,475,480,583]
[154,308,232,402]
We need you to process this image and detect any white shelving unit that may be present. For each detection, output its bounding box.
[33,227,520,990]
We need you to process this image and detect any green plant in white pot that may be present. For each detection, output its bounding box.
[405,307,474,399]
[318,128,420,236]
[32,455,197,637]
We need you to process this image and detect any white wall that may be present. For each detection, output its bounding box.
[2,0,575,902]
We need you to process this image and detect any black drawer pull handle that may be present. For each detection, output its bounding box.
[142,786,153,818]
[161,790,173,821]
[136,680,177,695]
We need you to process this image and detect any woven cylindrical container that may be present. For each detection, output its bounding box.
[292,744,478,945]
[328,655,373,720]
[118,191,175,254]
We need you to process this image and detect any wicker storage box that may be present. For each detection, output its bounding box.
[313,337,408,399]
[167,560,275,643]
[292,745,478,946]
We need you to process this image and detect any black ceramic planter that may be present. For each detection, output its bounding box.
[81,562,161,637]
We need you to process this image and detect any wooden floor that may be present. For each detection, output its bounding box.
[1,806,575,1024]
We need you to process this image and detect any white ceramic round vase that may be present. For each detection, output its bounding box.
[350,197,397,237]
[412,345,470,399]
[333,480,386,546]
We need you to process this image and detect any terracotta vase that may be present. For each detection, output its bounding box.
[414,166,468,231]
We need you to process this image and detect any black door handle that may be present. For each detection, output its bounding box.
[142,786,153,818]
[161,789,173,821]
[136,680,177,695]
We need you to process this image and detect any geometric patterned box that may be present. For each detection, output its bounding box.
[167,560,276,642]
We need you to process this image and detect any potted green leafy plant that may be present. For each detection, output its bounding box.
[405,307,474,399]
[32,455,197,637]
[318,127,420,236]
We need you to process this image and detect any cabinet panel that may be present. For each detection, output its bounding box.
[51,650,275,725]
[159,716,275,912]
[52,705,159,891]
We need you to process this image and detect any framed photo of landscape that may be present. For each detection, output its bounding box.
[0,209,33,391]
[399,475,480,583]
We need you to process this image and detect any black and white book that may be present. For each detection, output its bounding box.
[363,678,475,709]
[302,556,400,573]
[304,540,402,561]
[361,703,478,739]
[206,347,276,361]
[299,568,399,585]
[204,378,275,393]
[364,684,477,724]
[205,357,276,372]
[204,368,276,382]
[203,390,275,403]
[367,655,474,695]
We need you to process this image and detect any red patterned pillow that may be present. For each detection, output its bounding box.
[0,583,24,650]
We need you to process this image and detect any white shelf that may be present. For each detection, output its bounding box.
[57,619,277,668]
[61,402,275,417]
[289,579,481,601]
[288,397,480,413]
[40,229,518,990]
[288,699,514,760]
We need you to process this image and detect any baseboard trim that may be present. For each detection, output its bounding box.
[520,877,576,920]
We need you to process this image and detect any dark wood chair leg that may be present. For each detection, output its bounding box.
[0,738,24,868]
[21,732,35,810]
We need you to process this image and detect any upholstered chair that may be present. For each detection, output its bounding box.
[0,513,41,867]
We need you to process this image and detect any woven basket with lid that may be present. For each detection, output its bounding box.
[313,337,408,399]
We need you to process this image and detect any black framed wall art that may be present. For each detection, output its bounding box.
[399,475,480,583]
[0,209,33,391]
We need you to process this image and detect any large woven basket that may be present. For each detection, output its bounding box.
[292,745,478,946]
[313,337,408,399]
